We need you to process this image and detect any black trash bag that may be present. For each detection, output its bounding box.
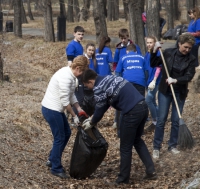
[180,25,188,34]
[69,126,108,179]
[173,25,185,40]
[163,28,174,40]
[82,90,95,116]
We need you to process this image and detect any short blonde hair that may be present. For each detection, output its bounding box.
[71,55,89,71]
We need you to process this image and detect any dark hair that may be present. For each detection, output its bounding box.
[126,44,137,52]
[118,28,129,38]
[82,69,98,83]
[86,43,97,68]
[74,26,85,33]
[178,33,195,46]
[98,36,111,54]
[188,7,200,20]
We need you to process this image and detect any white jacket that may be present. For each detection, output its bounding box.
[42,66,78,112]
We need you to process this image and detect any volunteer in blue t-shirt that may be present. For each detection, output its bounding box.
[115,44,147,96]
[96,36,113,76]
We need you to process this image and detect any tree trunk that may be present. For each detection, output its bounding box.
[173,0,179,20]
[123,0,129,21]
[113,0,119,20]
[59,0,67,17]
[27,0,34,20]
[0,0,2,11]
[21,2,28,23]
[67,0,74,22]
[107,0,114,21]
[9,0,14,9]
[102,0,107,17]
[74,0,80,22]
[0,53,3,81]
[93,0,108,45]
[14,0,22,37]
[39,0,55,42]
[128,0,146,54]
[167,0,174,30]
[146,0,160,40]
[81,0,91,21]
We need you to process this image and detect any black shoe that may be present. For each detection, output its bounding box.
[143,172,157,180]
[51,171,69,179]
[115,178,129,185]
[46,160,52,168]
[145,123,156,133]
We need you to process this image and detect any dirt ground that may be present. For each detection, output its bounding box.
[0,18,200,189]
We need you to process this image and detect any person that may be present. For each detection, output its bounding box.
[81,69,157,185]
[66,26,85,66]
[84,43,98,72]
[150,34,196,159]
[144,36,162,133]
[187,7,200,68]
[160,17,166,36]
[142,12,147,37]
[95,36,113,76]
[115,44,147,96]
[112,28,141,129]
[41,56,89,179]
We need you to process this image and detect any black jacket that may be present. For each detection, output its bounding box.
[150,48,196,99]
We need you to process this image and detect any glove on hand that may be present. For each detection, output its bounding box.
[148,80,156,91]
[73,115,80,126]
[166,77,177,85]
[82,117,94,130]
[153,42,162,53]
[78,111,88,118]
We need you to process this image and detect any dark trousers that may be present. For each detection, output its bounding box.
[117,102,155,183]
[42,106,71,173]
[132,83,145,97]
[190,44,200,67]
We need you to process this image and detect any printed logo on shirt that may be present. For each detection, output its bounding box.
[127,60,139,63]
[127,66,142,69]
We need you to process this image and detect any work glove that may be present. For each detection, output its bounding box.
[73,115,80,126]
[82,117,95,130]
[148,80,156,91]
[153,41,162,53]
[166,77,177,85]
[78,110,89,123]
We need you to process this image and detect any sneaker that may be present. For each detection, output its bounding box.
[46,160,52,168]
[143,172,157,180]
[152,150,160,159]
[145,123,155,133]
[170,147,180,155]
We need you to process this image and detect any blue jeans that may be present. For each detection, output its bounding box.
[42,106,71,173]
[145,85,159,121]
[117,101,155,183]
[153,91,185,150]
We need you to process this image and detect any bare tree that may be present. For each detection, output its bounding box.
[107,0,119,21]
[167,0,174,29]
[14,0,22,37]
[173,0,179,20]
[67,0,74,22]
[128,0,146,54]
[0,0,2,11]
[27,0,34,20]
[146,0,160,40]
[59,0,67,17]
[39,0,55,42]
[81,0,91,21]
[93,0,108,44]
[9,0,14,10]
[74,0,80,22]
[21,2,28,23]
[123,0,129,21]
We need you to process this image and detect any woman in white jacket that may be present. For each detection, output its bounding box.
[41,56,89,179]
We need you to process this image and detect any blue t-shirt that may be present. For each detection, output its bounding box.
[84,54,98,72]
[96,46,113,76]
[144,51,161,86]
[115,51,147,87]
[66,40,83,57]
[114,42,142,63]
[188,19,200,44]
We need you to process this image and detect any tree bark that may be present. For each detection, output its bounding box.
[123,0,129,21]
[107,0,119,21]
[27,0,34,20]
[173,0,179,20]
[67,0,74,22]
[0,53,3,81]
[81,0,91,21]
[0,0,2,11]
[146,0,160,40]
[21,2,28,23]
[128,0,146,54]
[39,0,55,42]
[167,0,174,30]
[93,0,108,45]
[14,0,22,37]
[9,0,14,9]
[59,0,67,17]
[74,0,80,22]
[113,0,119,20]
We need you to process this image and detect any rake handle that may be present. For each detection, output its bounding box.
[159,49,182,119]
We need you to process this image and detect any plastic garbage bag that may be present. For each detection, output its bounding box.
[69,126,108,179]
[163,28,174,40]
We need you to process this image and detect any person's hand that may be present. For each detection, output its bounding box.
[148,80,156,91]
[73,115,80,126]
[153,42,162,53]
[78,110,88,118]
[166,77,177,85]
[82,117,95,130]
